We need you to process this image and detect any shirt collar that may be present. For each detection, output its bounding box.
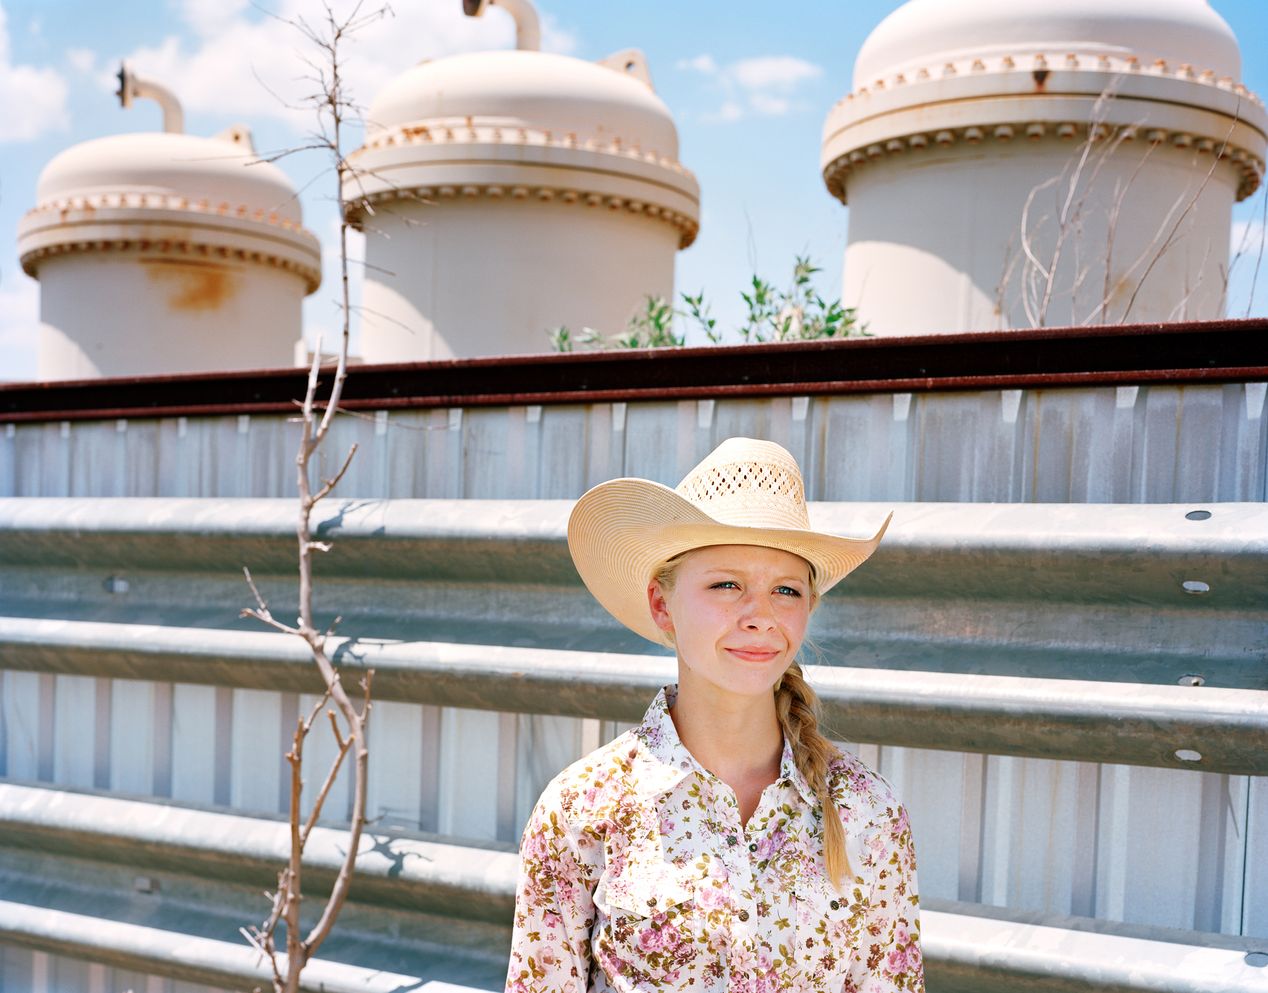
[632,684,820,810]
[778,732,820,810]
[629,685,698,799]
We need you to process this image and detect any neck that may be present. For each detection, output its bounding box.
[668,665,784,785]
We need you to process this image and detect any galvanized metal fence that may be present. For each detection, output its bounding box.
[1,380,1267,991]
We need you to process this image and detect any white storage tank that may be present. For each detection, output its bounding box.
[18,67,322,380]
[344,0,699,361]
[821,0,1267,334]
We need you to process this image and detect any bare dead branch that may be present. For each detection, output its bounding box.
[284,718,304,982]
[1167,235,1216,322]
[1003,76,1235,329]
[350,301,422,336]
[300,650,370,957]
[360,669,374,721]
[1245,184,1268,318]
[302,687,334,735]
[328,707,348,751]
[241,4,388,989]
[240,567,301,636]
[311,443,359,504]
[300,722,353,847]
[1121,106,1240,323]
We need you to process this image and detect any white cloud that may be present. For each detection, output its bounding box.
[678,53,718,75]
[117,0,579,134]
[748,92,790,116]
[678,51,822,122]
[0,5,69,142]
[729,55,821,92]
[65,47,96,74]
[182,0,251,39]
[538,12,578,56]
[0,270,40,381]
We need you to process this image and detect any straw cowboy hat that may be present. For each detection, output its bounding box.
[567,437,892,646]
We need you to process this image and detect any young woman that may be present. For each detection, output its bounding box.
[506,437,923,993]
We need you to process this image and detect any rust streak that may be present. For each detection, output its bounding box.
[143,257,237,312]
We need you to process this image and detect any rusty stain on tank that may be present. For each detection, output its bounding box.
[1032,69,1049,90]
[142,257,237,311]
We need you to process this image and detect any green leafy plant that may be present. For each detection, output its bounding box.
[548,255,863,351]
[614,295,683,349]
[545,325,602,352]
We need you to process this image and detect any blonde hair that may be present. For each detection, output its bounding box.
[650,550,851,891]
[774,661,852,890]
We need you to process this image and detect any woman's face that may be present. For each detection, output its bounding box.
[648,544,814,699]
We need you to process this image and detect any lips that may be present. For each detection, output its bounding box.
[725,646,782,662]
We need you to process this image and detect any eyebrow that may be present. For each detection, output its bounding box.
[698,567,809,584]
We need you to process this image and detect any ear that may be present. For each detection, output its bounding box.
[647,580,675,637]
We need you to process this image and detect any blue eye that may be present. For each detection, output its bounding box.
[709,580,740,590]
[775,585,802,598]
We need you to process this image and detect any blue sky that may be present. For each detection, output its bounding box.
[1,0,1266,380]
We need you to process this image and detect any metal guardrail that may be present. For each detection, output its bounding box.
[2,497,1264,685]
[0,903,440,993]
[3,618,1266,775]
[2,783,1265,993]
[2,497,1266,605]
[0,783,515,924]
[2,496,1266,989]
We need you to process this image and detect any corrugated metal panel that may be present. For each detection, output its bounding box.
[2,385,1265,502]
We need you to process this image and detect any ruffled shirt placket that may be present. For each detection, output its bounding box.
[627,687,824,989]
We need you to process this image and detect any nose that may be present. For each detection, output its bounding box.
[739,591,777,631]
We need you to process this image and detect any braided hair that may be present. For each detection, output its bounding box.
[774,660,852,890]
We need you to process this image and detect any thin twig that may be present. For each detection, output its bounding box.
[299,715,353,847]
[311,443,359,503]
[1121,106,1240,323]
[240,567,301,636]
[1245,183,1268,318]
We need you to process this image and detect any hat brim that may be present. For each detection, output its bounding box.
[567,478,892,646]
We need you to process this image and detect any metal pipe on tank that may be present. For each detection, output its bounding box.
[463,0,541,51]
[115,62,184,134]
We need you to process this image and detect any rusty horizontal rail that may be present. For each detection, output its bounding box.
[2,319,1265,423]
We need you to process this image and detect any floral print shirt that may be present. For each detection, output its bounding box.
[505,685,923,993]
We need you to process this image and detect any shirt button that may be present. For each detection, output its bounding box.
[738,909,750,921]
[727,834,738,846]
[830,900,840,910]
[748,842,758,852]
[648,898,657,907]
